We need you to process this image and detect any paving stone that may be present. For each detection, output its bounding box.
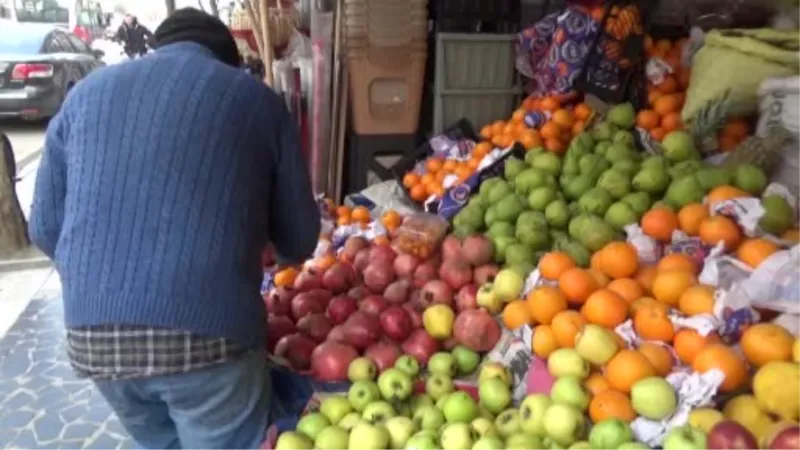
[83,433,123,450]
[62,423,98,441]
[58,404,88,425]
[0,409,38,428]
[32,413,64,443]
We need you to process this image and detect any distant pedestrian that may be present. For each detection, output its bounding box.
[28,7,319,449]
[116,14,152,58]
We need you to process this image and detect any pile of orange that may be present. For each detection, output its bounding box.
[401,147,488,202]
[334,205,372,227]
[637,37,690,141]
[717,118,752,152]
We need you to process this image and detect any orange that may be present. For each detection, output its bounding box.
[455,165,473,181]
[585,372,612,396]
[519,129,542,149]
[633,305,675,342]
[552,109,575,130]
[740,323,794,367]
[492,133,513,148]
[336,205,351,218]
[736,238,779,269]
[558,268,599,305]
[657,75,679,95]
[540,97,560,111]
[648,89,663,106]
[527,286,568,325]
[490,120,506,136]
[551,310,586,348]
[540,122,561,140]
[641,207,679,242]
[638,342,674,376]
[605,350,656,393]
[425,157,444,173]
[653,94,682,116]
[337,215,352,226]
[661,112,684,131]
[273,267,299,287]
[607,278,644,303]
[635,265,658,294]
[442,159,458,172]
[698,216,743,251]
[351,206,371,223]
[479,125,493,140]
[502,123,517,138]
[657,253,698,274]
[420,173,435,186]
[636,109,660,130]
[655,38,672,54]
[678,203,710,236]
[473,141,492,158]
[678,284,716,316]
[581,289,628,329]
[532,324,559,358]
[402,172,421,188]
[587,268,610,288]
[650,127,667,142]
[692,344,749,392]
[706,185,750,205]
[572,120,586,136]
[674,329,721,365]
[722,118,750,141]
[409,184,427,201]
[503,300,533,330]
[589,390,636,423]
[651,269,697,306]
[597,242,639,279]
[574,103,593,120]
[539,251,576,281]
[545,138,566,154]
[381,210,402,232]
[629,296,667,316]
[511,108,527,123]
[718,134,739,153]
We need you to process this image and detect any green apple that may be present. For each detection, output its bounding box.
[362,400,396,424]
[543,403,585,447]
[478,406,496,421]
[395,400,413,418]
[378,368,414,402]
[544,437,567,449]
[479,362,512,386]
[471,436,505,450]
[349,380,381,411]
[588,418,634,449]
[470,417,499,438]
[618,442,651,449]
[630,376,677,420]
[405,430,439,450]
[395,355,420,378]
[296,412,331,440]
[494,408,521,437]
[349,422,390,450]
[574,324,619,365]
[384,416,416,449]
[314,425,349,450]
[547,349,590,379]
[436,393,450,410]
[409,394,434,414]
[479,377,512,414]
[320,396,353,425]
[550,376,591,411]
[441,423,474,450]
[349,357,378,382]
[426,373,455,400]
[506,433,544,449]
[338,412,363,431]
[476,283,504,314]
[493,269,524,301]
[662,425,707,450]
[443,391,479,423]
[452,346,480,375]
[428,352,457,377]
[568,441,591,449]
[275,431,313,450]
[520,393,551,436]
[412,405,445,431]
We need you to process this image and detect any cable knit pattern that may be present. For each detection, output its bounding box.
[28,42,320,349]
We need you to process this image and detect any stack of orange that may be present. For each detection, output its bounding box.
[401,145,489,202]
[479,113,541,150]
[717,118,752,152]
[636,36,690,142]
[334,205,371,227]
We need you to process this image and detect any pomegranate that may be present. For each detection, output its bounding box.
[307,289,333,305]
[266,315,296,353]
[408,289,422,307]
[353,248,371,273]
[419,279,454,308]
[359,295,388,316]
[439,260,473,291]
[347,285,368,300]
[442,337,459,351]
[369,245,397,266]
[274,333,317,370]
[343,311,382,350]
[401,329,441,365]
[393,254,421,278]
[291,291,327,321]
[341,236,370,262]
[461,235,494,266]
[327,325,347,343]
[379,306,412,341]
[363,262,395,293]
[326,295,358,325]
[473,264,500,285]
[453,309,501,352]
[293,271,323,291]
[265,287,294,315]
[311,341,359,382]
[297,313,333,343]
[323,263,356,293]
[402,303,424,329]
[455,283,478,312]
[441,236,464,262]
[412,261,438,288]
[383,279,411,305]
[364,341,402,372]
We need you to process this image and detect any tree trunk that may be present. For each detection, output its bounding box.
[0,134,29,257]
[165,0,176,15]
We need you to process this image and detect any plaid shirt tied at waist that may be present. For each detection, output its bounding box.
[66,326,248,380]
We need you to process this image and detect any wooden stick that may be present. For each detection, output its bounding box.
[260,0,274,86]
[326,0,344,197]
[243,2,265,58]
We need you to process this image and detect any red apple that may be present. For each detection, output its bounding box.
[708,420,759,449]
[764,424,800,450]
[453,309,501,352]
[379,306,412,341]
[311,341,359,382]
[401,329,440,365]
[364,341,401,372]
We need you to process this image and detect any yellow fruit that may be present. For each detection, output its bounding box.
[753,361,800,421]
[794,338,800,363]
[723,394,776,438]
[688,408,725,434]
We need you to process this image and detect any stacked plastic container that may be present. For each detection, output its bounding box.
[344,0,428,134]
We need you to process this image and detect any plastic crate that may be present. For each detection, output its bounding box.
[432,0,521,33]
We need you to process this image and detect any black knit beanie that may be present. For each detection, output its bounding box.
[153,8,242,68]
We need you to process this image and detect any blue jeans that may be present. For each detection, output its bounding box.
[94,351,271,449]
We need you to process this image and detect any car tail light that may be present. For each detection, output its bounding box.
[73,26,91,43]
[11,63,54,80]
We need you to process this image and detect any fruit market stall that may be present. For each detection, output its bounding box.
[255,1,800,449]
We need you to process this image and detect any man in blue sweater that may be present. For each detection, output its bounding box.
[28,8,320,449]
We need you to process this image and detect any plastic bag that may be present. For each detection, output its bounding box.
[757,77,800,197]
[392,213,449,260]
[682,29,800,122]
[742,245,800,314]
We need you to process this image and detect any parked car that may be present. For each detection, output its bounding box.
[0,20,105,120]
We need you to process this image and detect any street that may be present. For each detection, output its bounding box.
[1,120,47,167]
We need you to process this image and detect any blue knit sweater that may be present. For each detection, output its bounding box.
[29,42,320,349]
